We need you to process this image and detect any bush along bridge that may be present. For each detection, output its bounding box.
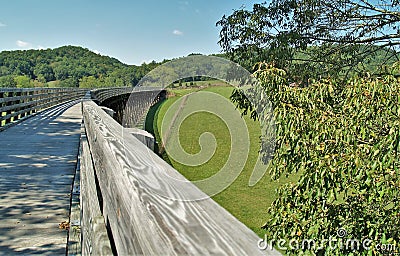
[0,87,279,255]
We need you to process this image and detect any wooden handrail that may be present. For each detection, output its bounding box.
[81,100,269,255]
[0,86,276,254]
[0,87,87,130]
[90,86,163,103]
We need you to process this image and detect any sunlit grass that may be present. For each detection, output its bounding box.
[151,85,300,237]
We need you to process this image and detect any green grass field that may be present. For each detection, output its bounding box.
[148,85,299,237]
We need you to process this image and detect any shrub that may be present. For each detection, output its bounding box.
[241,63,400,255]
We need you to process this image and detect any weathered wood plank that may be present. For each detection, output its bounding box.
[0,101,36,114]
[0,88,46,93]
[68,124,83,256]
[0,91,3,128]
[0,102,83,255]
[0,88,86,129]
[124,127,155,151]
[80,125,112,255]
[0,88,84,119]
[82,100,277,255]
[90,86,162,103]
[5,91,13,124]
[0,89,86,104]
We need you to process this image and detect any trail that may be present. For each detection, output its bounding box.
[159,93,191,154]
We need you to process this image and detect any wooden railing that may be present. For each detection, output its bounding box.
[78,100,269,255]
[90,86,163,104]
[0,87,87,130]
[91,87,166,129]
[0,86,275,255]
[90,87,132,103]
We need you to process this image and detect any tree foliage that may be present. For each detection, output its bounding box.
[14,75,32,88]
[237,63,400,255]
[220,1,400,254]
[0,46,160,88]
[217,0,400,81]
[0,75,16,88]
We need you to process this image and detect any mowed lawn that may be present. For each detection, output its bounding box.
[149,85,298,237]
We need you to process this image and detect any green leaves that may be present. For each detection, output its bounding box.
[218,1,400,81]
[0,46,161,88]
[251,64,400,255]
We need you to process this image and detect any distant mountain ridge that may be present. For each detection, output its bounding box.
[0,45,159,88]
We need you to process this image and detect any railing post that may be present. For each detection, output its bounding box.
[5,91,13,125]
[47,88,52,109]
[48,88,52,108]
[13,91,22,121]
[32,89,38,114]
[58,89,64,104]
[20,90,27,118]
[0,91,3,128]
[36,89,41,112]
[29,90,35,114]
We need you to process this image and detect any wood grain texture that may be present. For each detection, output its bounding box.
[0,101,82,255]
[83,100,280,255]
[0,88,86,130]
[68,124,84,256]
[80,126,112,255]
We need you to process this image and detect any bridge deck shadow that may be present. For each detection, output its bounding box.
[0,101,82,255]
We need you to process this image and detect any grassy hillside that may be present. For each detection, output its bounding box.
[149,85,299,237]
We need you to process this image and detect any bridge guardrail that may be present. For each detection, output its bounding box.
[81,100,267,255]
[91,86,166,128]
[0,87,87,131]
[90,86,162,104]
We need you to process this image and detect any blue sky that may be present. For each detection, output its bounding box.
[0,0,258,65]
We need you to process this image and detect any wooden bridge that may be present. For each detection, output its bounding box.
[0,87,278,255]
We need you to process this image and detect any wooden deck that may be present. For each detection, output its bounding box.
[0,91,280,255]
[0,101,82,255]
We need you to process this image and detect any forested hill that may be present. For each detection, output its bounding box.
[0,45,160,88]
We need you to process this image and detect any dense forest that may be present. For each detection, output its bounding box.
[0,46,160,88]
[0,46,226,88]
[0,45,396,89]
